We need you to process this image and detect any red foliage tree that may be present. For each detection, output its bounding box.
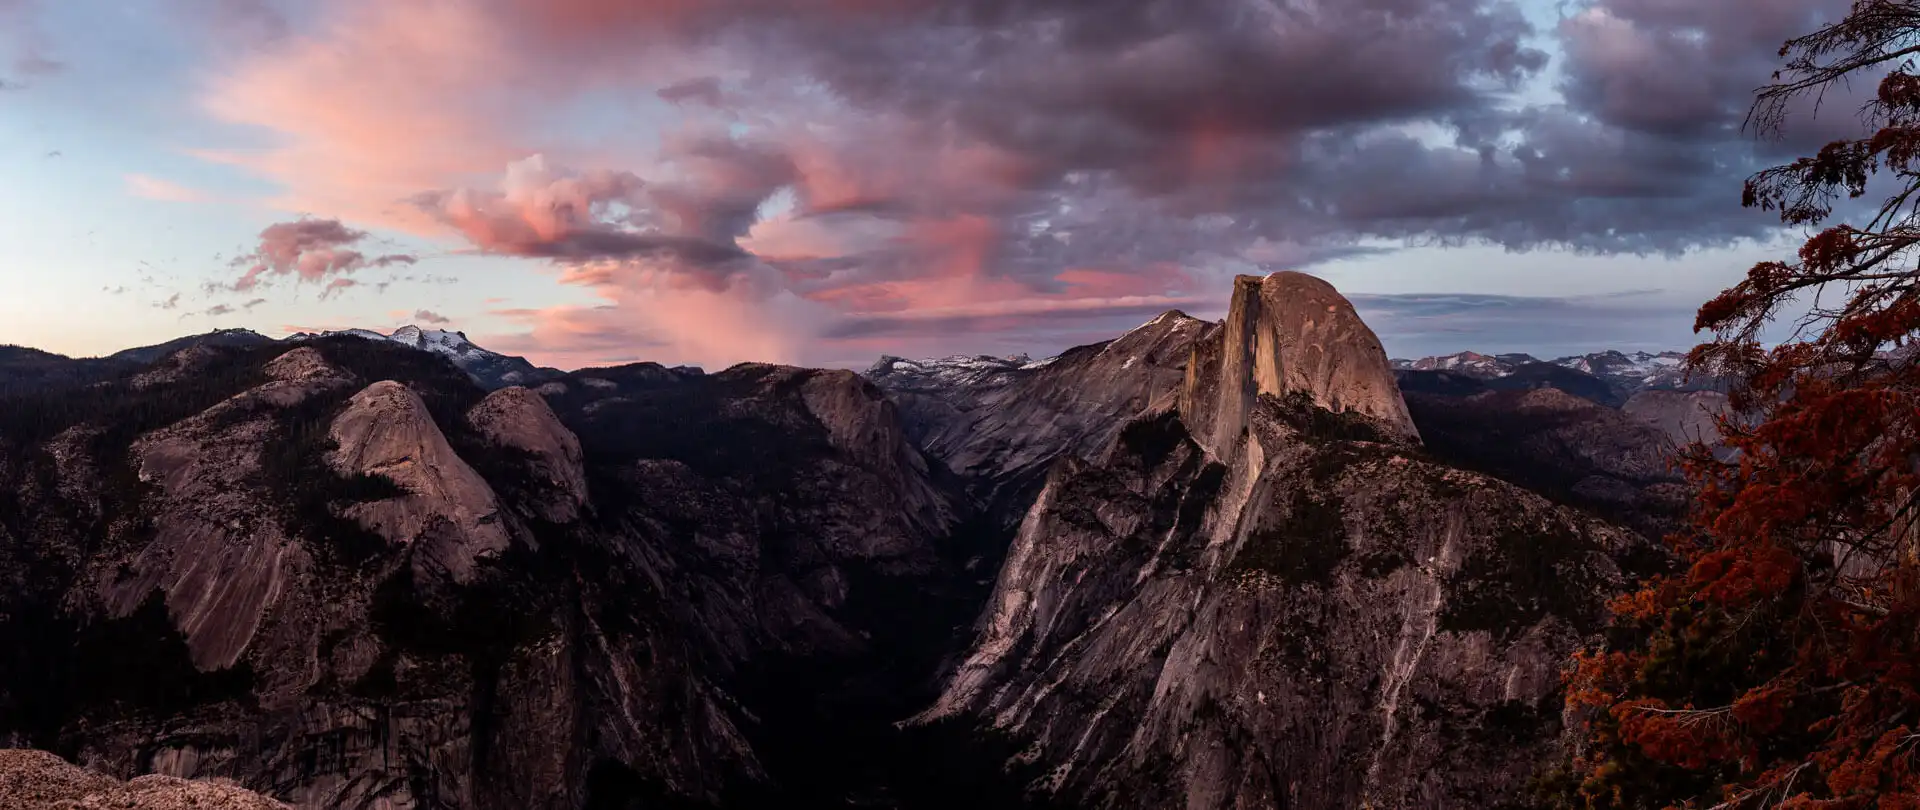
[1554,2,1920,808]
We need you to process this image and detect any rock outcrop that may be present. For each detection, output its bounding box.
[468,385,589,524]
[921,406,1638,809]
[1401,379,1691,536]
[0,749,288,809]
[868,310,1209,527]
[102,347,358,670]
[0,340,776,809]
[1623,388,1733,450]
[795,367,957,542]
[1181,272,1419,454]
[917,272,1651,809]
[329,380,512,583]
[2,274,1697,810]
[0,336,989,809]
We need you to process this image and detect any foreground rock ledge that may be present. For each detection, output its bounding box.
[0,749,288,809]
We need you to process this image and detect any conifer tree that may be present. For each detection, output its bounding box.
[1557,2,1920,807]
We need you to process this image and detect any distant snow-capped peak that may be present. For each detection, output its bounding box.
[868,309,1205,388]
[291,325,484,359]
[868,353,1036,390]
[1393,349,1706,394]
[1390,351,1537,378]
[283,325,564,390]
[1550,350,1686,381]
[385,326,485,358]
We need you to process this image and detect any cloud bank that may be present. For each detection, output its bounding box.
[189,0,1858,367]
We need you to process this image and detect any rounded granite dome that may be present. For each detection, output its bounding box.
[1181,271,1419,453]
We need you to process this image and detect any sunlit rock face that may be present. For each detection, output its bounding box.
[919,272,1655,810]
[1181,271,1419,456]
[466,385,590,524]
[329,379,512,583]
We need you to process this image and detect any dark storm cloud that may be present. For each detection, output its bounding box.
[201,0,1873,366]
[780,0,1547,200]
[410,139,792,284]
[1556,0,1849,140]
[675,0,1855,260]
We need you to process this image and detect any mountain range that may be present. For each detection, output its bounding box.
[10,324,1710,409]
[1390,349,1724,401]
[1,327,567,396]
[0,279,1744,808]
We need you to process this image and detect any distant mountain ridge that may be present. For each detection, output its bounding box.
[865,310,1208,529]
[880,347,1709,398]
[865,353,1043,394]
[106,327,278,365]
[0,326,565,395]
[1391,349,1717,395]
[870,321,1732,539]
[286,325,565,389]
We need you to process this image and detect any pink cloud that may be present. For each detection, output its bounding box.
[1056,265,1198,299]
[125,174,214,203]
[410,154,656,258]
[195,1,536,230]
[229,217,417,292]
[482,257,835,369]
[181,1,1245,369]
[842,294,1206,322]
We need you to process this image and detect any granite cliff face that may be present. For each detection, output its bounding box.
[327,379,513,583]
[0,337,987,809]
[1622,388,1734,451]
[867,310,1209,528]
[0,337,775,809]
[917,272,1655,809]
[1400,383,1691,536]
[465,385,589,524]
[1181,272,1419,453]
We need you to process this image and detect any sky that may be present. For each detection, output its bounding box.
[0,0,1863,370]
